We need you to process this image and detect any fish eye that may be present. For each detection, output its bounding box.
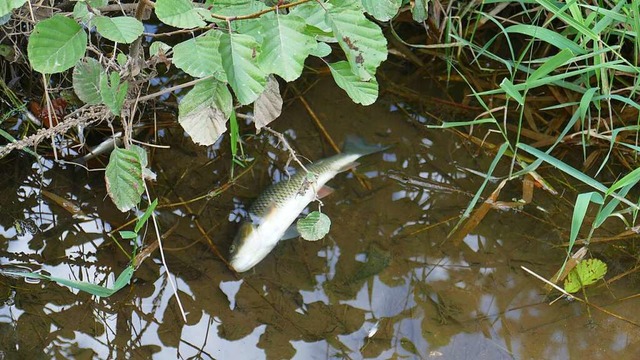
[229,244,236,254]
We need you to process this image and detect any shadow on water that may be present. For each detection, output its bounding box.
[2,69,640,359]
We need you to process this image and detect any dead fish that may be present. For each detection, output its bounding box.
[229,136,388,272]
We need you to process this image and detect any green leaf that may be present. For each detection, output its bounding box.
[93,15,143,44]
[411,0,429,22]
[361,0,402,21]
[72,2,93,24]
[499,78,524,106]
[258,14,315,82]
[526,48,574,85]
[505,24,586,55]
[105,147,144,212]
[100,71,128,116]
[178,78,232,146]
[253,75,282,131]
[564,259,608,293]
[149,41,171,56]
[310,42,332,58]
[119,230,138,239]
[325,7,387,80]
[289,2,333,33]
[297,211,331,241]
[27,15,87,74]
[219,33,267,105]
[135,198,158,233]
[0,265,135,297]
[328,61,378,106]
[173,32,226,80]
[0,0,26,17]
[155,0,207,29]
[73,57,104,105]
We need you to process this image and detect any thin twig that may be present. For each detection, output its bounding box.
[144,182,187,322]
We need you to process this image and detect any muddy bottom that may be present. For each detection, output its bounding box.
[1,71,640,360]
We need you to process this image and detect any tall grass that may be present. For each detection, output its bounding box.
[436,0,640,270]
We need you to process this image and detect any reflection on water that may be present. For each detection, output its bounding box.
[2,75,640,360]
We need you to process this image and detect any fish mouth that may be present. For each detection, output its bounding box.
[229,255,258,273]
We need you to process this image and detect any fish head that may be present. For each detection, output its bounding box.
[229,221,274,272]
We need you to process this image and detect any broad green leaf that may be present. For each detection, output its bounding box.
[328,61,378,106]
[87,0,108,7]
[100,71,128,116]
[564,259,608,293]
[326,8,387,80]
[411,0,429,22]
[135,198,158,233]
[73,57,104,105]
[93,15,143,44]
[253,75,282,131]
[149,41,171,56]
[129,144,148,168]
[290,2,333,33]
[178,78,232,146]
[219,33,266,105]
[1,265,135,297]
[173,33,226,80]
[0,0,26,17]
[569,192,603,251]
[297,211,331,241]
[155,0,207,29]
[119,230,138,239]
[27,15,87,74]
[310,42,332,58]
[258,14,315,82]
[72,2,93,24]
[105,147,144,212]
[361,0,402,21]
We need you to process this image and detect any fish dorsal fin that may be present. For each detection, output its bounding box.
[317,185,335,199]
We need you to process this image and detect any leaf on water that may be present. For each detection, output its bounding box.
[178,78,232,146]
[219,33,267,105]
[296,211,331,241]
[328,61,378,106]
[0,0,27,18]
[253,75,282,132]
[325,7,387,81]
[73,57,104,105]
[93,15,143,44]
[361,0,402,22]
[258,13,316,82]
[564,258,608,293]
[119,230,138,239]
[173,32,226,80]
[155,0,207,29]
[27,15,87,74]
[105,147,144,212]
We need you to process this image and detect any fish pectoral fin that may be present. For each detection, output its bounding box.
[338,161,360,172]
[317,185,335,199]
[281,225,301,240]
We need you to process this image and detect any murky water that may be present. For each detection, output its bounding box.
[2,71,640,360]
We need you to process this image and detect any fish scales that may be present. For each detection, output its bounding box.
[249,158,338,217]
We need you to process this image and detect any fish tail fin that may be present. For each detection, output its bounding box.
[342,135,389,156]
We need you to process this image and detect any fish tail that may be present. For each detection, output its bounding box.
[342,135,389,156]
